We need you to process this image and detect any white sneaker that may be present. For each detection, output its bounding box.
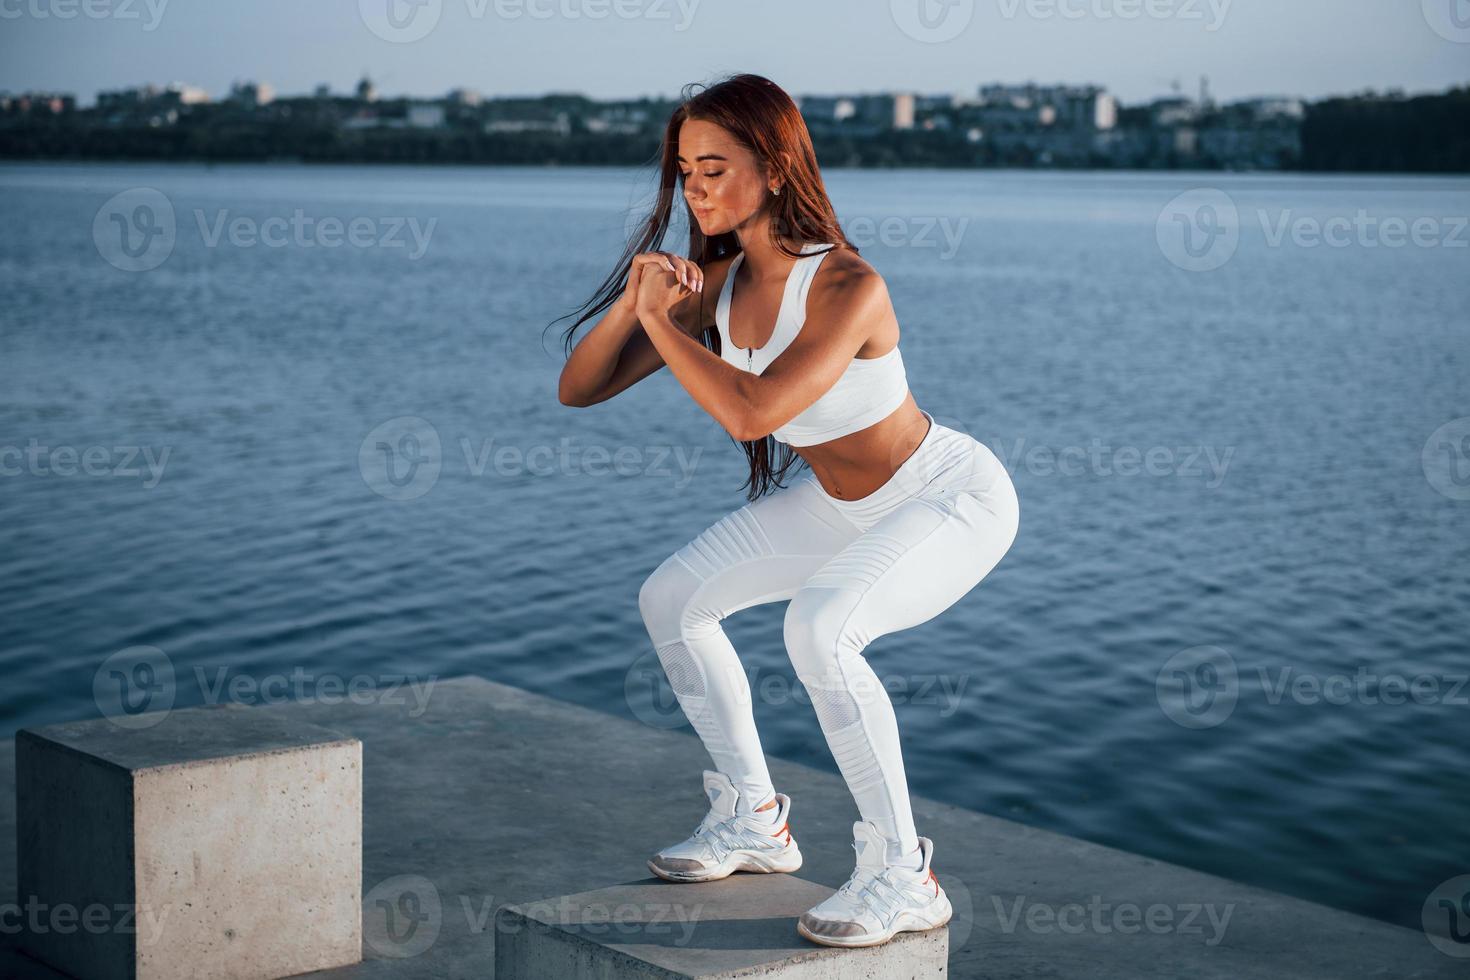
[796,820,952,947]
[647,770,802,883]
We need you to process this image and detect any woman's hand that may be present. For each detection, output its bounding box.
[627,251,703,318]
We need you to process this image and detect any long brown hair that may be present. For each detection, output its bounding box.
[552,72,853,501]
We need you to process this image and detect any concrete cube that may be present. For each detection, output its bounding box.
[16,701,362,980]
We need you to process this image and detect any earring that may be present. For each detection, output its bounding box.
[772,186,782,196]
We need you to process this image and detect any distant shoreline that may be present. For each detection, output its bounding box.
[4,156,1469,180]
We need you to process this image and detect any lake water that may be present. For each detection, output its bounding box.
[2,162,1467,934]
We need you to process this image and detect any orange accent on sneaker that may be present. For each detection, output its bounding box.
[927,867,939,896]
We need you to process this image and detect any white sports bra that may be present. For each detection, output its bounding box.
[714,242,910,447]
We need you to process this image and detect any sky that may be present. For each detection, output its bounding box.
[1,0,1467,107]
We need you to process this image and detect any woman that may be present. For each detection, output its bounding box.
[555,73,1019,948]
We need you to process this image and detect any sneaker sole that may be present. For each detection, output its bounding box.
[795,893,953,948]
[647,843,803,883]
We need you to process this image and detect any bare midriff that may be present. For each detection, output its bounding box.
[793,391,931,502]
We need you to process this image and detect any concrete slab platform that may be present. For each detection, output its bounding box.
[0,675,1458,978]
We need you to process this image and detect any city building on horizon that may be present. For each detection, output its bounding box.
[2,73,1461,173]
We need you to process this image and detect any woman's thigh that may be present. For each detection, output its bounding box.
[796,462,1020,649]
[644,474,863,637]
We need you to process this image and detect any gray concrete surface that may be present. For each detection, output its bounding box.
[15,703,361,980]
[495,873,947,979]
[1,675,1457,979]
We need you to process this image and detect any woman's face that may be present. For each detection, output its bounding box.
[676,118,774,238]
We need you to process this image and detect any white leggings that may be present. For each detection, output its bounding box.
[638,410,1019,867]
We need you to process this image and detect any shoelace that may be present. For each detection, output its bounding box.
[836,865,927,923]
[689,811,778,859]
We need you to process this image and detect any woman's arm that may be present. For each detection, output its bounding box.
[558,255,709,407]
[558,297,652,407]
[637,259,884,441]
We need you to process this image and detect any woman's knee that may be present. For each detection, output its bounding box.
[638,553,699,644]
[783,587,858,679]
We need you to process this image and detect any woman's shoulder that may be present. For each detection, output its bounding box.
[812,244,889,305]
